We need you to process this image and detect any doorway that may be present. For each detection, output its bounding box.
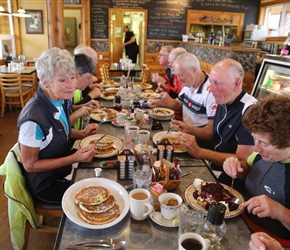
[109,8,147,67]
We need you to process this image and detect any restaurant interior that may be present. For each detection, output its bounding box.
[1,0,290,249]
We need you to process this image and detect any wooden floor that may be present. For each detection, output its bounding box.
[0,109,59,250]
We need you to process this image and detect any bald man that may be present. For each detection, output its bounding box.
[179,59,256,189]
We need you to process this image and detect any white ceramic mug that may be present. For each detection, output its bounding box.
[116,112,126,125]
[137,130,150,144]
[158,193,182,220]
[126,125,139,141]
[129,188,153,220]
[178,232,210,250]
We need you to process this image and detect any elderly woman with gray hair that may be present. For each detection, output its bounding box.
[17,47,96,204]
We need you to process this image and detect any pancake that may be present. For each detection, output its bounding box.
[91,139,116,154]
[160,134,186,151]
[79,195,116,213]
[77,203,120,225]
[75,186,110,205]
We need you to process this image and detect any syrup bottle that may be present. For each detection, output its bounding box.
[197,202,227,247]
[113,95,122,111]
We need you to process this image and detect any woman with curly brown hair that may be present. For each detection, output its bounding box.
[223,95,290,245]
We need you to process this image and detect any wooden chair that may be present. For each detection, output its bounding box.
[21,72,38,95]
[0,73,33,118]
[2,144,62,250]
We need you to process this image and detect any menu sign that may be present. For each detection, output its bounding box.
[90,0,259,40]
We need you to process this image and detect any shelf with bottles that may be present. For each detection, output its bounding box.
[186,10,244,41]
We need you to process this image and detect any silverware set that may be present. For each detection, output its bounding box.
[65,239,126,250]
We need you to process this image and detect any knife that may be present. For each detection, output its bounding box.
[95,134,106,143]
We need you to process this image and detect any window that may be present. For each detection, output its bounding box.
[264,3,290,37]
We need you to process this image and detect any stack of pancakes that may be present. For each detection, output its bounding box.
[75,185,120,225]
[89,139,116,155]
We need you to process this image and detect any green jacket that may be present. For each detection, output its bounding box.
[0,143,38,250]
[73,89,83,130]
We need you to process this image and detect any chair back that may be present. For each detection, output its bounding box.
[0,73,32,117]
[1,143,62,249]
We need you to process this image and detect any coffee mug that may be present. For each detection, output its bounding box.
[129,188,153,220]
[116,112,126,125]
[178,233,210,250]
[137,130,150,144]
[158,193,182,220]
[126,125,139,141]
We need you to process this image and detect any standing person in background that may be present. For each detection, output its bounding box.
[74,45,103,104]
[17,47,96,204]
[122,24,139,63]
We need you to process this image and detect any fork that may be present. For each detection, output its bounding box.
[98,114,108,125]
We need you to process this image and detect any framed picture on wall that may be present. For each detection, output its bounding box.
[64,17,77,47]
[25,10,44,34]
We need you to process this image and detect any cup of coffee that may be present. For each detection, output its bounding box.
[126,125,139,142]
[178,233,210,250]
[137,130,150,145]
[129,188,153,220]
[116,112,126,125]
[158,193,182,220]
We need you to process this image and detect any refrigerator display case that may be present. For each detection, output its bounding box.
[251,54,290,100]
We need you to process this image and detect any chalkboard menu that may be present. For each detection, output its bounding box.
[90,0,260,40]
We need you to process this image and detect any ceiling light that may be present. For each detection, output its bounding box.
[0,5,11,16]
[12,7,31,17]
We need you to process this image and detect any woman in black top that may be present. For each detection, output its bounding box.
[122,24,139,63]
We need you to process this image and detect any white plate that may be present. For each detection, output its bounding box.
[111,120,126,127]
[100,88,119,100]
[149,211,179,228]
[148,108,174,121]
[140,92,160,100]
[101,81,120,89]
[135,83,153,90]
[90,108,117,122]
[152,131,186,153]
[183,182,245,219]
[80,134,123,158]
[62,178,129,229]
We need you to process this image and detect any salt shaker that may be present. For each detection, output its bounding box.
[196,202,227,248]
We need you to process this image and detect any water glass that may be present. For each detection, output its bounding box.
[178,204,204,237]
[140,118,153,131]
[133,169,152,189]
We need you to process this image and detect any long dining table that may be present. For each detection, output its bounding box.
[53,99,253,250]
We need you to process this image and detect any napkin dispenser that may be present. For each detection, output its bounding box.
[117,148,136,180]
[157,138,174,162]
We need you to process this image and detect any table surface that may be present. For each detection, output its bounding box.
[109,63,142,72]
[53,100,253,250]
[0,66,36,75]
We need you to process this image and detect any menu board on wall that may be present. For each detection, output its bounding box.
[90,0,259,40]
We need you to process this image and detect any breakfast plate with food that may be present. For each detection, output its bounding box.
[100,88,119,100]
[135,82,153,90]
[184,179,245,219]
[62,178,129,229]
[140,92,160,100]
[101,80,120,88]
[90,108,117,122]
[152,131,186,153]
[148,108,174,120]
[80,134,123,158]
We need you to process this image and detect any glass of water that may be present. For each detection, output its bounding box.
[133,169,151,189]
